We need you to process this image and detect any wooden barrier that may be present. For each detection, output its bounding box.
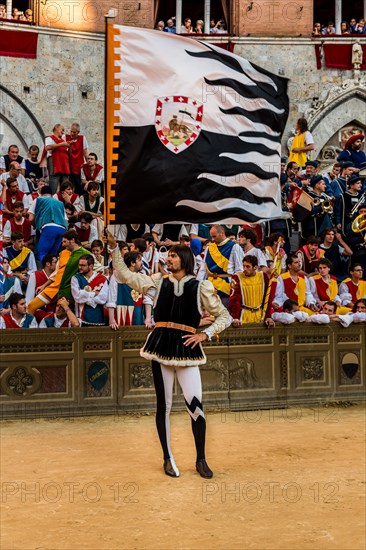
[0,324,364,419]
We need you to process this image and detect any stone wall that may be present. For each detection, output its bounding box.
[38,0,154,33]
[1,324,364,419]
[1,27,105,159]
[234,0,313,37]
[1,26,365,164]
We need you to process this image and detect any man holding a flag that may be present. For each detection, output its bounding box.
[106,230,231,479]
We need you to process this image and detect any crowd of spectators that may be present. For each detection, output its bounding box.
[0,122,365,330]
[155,16,227,34]
[313,17,366,35]
[0,4,33,22]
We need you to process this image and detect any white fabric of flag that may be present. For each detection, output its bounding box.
[107,25,289,225]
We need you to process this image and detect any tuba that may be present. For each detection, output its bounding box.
[352,213,366,243]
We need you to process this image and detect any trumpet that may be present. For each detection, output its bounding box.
[312,194,334,214]
[349,191,366,218]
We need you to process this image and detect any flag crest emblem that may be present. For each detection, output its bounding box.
[155,96,203,154]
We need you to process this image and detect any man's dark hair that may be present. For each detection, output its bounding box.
[307,236,321,245]
[91,239,103,249]
[65,203,76,214]
[11,231,24,241]
[42,254,57,268]
[239,228,257,245]
[12,201,24,210]
[322,227,337,239]
[142,233,155,244]
[124,251,141,268]
[317,258,333,270]
[28,144,39,153]
[286,254,298,269]
[8,144,19,153]
[179,235,190,243]
[118,241,129,251]
[324,300,337,313]
[87,181,99,192]
[283,299,298,312]
[9,292,25,308]
[6,177,17,188]
[169,245,195,276]
[79,212,93,224]
[40,185,52,195]
[79,254,94,266]
[286,161,298,172]
[350,263,363,273]
[266,233,284,247]
[297,117,308,133]
[243,254,258,268]
[88,152,98,161]
[60,181,74,192]
[62,229,81,244]
[353,298,366,313]
[132,238,147,253]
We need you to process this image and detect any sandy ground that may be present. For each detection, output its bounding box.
[0,404,365,550]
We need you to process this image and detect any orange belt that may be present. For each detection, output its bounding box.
[154,322,196,334]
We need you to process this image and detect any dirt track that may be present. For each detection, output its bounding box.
[1,404,365,550]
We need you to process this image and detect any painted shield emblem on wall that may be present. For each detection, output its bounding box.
[88,361,109,391]
[155,96,203,154]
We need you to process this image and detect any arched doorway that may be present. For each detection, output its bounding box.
[0,84,45,157]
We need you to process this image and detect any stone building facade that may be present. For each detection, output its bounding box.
[0,0,365,165]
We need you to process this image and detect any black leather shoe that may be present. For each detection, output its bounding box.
[196,459,213,479]
[163,458,179,477]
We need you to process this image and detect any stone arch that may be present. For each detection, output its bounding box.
[0,84,45,156]
[304,82,366,157]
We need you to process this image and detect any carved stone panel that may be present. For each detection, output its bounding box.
[130,364,154,389]
[1,366,42,397]
[201,359,229,391]
[302,358,324,381]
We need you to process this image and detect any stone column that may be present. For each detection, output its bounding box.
[204,0,211,34]
[364,0,366,20]
[6,0,12,19]
[335,0,342,34]
[175,0,182,34]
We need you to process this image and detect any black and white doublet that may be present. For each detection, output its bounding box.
[141,276,205,366]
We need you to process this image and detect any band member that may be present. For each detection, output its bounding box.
[334,174,363,234]
[300,175,333,242]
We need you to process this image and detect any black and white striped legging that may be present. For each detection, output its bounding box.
[152,361,206,475]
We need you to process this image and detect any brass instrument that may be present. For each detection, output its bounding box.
[349,191,366,218]
[351,213,366,243]
[312,194,334,214]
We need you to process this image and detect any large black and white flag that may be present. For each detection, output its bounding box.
[105,25,289,225]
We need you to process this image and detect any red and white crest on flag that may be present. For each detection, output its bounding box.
[155,96,203,154]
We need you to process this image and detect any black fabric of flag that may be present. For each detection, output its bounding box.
[108,26,289,225]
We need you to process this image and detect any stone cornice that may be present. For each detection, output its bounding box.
[1,22,366,45]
